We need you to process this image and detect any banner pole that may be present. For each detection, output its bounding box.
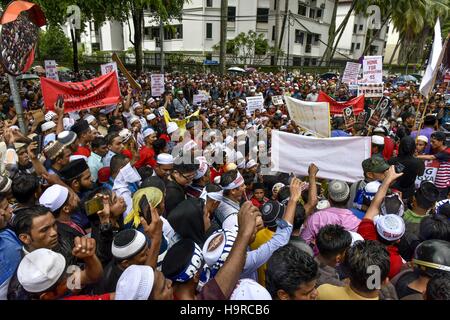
[7,74,28,135]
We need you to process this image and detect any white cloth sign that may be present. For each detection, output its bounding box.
[44,60,58,81]
[363,56,383,83]
[100,62,119,79]
[193,94,207,105]
[415,160,439,188]
[285,96,331,138]
[272,95,284,106]
[271,131,371,183]
[342,62,361,84]
[245,95,264,115]
[358,83,384,98]
[151,74,165,97]
[420,19,443,98]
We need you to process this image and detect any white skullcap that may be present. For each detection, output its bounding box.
[132,102,142,110]
[115,265,154,300]
[376,214,405,241]
[41,121,56,132]
[258,141,266,147]
[112,229,147,260]
[245,123,253,130]
[417,135,428,144]
[194,156,209,180]
[224,136,233,145]
[316,199,331,210]
[272,182,285,194]
[219,118,226,125]
[167,122,178,135]
[229,108,235,114]
[373,127,386,134]
[236,130,246,137]
[84,115,96,124]
[202,229,237,268]
[39,184,69,212]
[147,98,155,105]
[237,158,246,169]
[157,153,174,165]
[146,113,156,121]
[70,155,88,162]
[348,231,364,246]
[143,128,155,139]
[246,159,257,169]
[63,118,75,131]
[119,129,132,143]
[17,249,66,293]
[371,135,385,145]
[45,111,57,122]
[129,116,140,125]
[231,279,272,300]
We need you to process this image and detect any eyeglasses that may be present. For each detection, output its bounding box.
[176,171,195,181]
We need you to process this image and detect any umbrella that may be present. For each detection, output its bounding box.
[57,66,71,72]
[320,72,338,80]
[228,67,246,73]
[16,74,40,81]
[245,67,256,73]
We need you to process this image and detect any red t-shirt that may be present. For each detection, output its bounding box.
[382,137,395,161]
[73,145,91,157]
[62,293,111,300]
[122,149,133,160]
[357,218,404,279]
[160,133,170,143]
[251,197,269,209]
[134,146,156,169]
[210,167,224,184]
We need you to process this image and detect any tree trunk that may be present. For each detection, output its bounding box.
[273,0,281,65]
[320,0,338,66]
[70,28,79,73]
[277,0,290,58]
[132,8,143,76]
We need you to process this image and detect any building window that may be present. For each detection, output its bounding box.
[306,33,312,45]
[92,43,100,51]
[298,4,307,16]
[353,24,357,33]
[311,58,317,66]
[359,24,364,31]
[272,26,275,40]
[144,27,151,40]
[356,43,361,50]
[257,8,269,23]
[350,42,355,53]
[163,25,183,40]
[228,6,236,22]
[274,0,277,10]
[313,34,320,45]
[207,0,213,7]
[206,23,212,39]
[293,57,302,66]
[309,9,315,19]
[304,58,310,66]
[316,9,322,18]
[295,30,304,44]
[90,21,95,32]
[370,45,379,55]
[151,27,159,40]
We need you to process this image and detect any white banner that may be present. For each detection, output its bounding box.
[193,93,208,105]
[415,160,440,189]
[100,62,119,79]
[246,95,264,115]
[285,96,331,138]
[342,62,361,84]
[363,56,383,83]
[358,83,384,98]
[271,131,371,183]
[272,95,284,106]
[151,74,165,97]
[44,60,58,81]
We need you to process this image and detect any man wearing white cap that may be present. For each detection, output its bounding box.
[371,135,385,159]
[306,85,318,102]
[166,122,179,154]
[186,156,210,198]
[358,165,406,279]
[153,153,174,180]
[415,135,429,155]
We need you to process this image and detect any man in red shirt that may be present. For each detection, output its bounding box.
[134,128,157,169]
[250,183,269,209]
[357,165,406,279]
[71,119,95,157]
[373,126,395,161]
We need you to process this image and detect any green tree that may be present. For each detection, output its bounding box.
[38,26,73,63]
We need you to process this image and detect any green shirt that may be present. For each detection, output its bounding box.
[403,209,427,224]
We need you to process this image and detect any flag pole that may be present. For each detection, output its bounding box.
[416,34,449,138]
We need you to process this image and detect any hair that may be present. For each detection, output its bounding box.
[316,224,352,260]
[242,172,255,186]
[140,176,166,193]
[11,174,40,204]
[293,204,306,230]
[398,136,416,157]
[266,244,318,299]
[221,170,239,196]
[137,166,154,180]
[342,240,390,293]
[426,273,450,300]
[152,138,167,155]
[415,184,439,210]
[173,162,199,174]
[12,205,51,236]
[401,111,414,123]
[91,136,107,149]
[424,115,437,127]
[105,132,120,146]
[419,215,450,241]
[110,154,128,177]
[431,131,446,142]
[277,186,290,203]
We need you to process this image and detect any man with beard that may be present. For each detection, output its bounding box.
[59,159,94,231]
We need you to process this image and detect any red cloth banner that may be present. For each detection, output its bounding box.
[41,72,121,112]
[317,91,365,115]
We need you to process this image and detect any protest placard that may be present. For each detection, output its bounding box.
[272,95,284,106]
[367,96,392,127]
[271,130,371,183]
[342,62,361,84]
[101,62,119,79]
[44,60,58,81]
[245,95,264,115]
[358,83,384,98]
[317,92,364,115]
[343,106,356,130]
[193,93,208,105]
[415,160,440,188]
[151,74,165,97]
[362,56,383,83]
[285,96,331,138]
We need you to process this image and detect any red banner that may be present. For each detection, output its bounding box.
[318,91,365,115]
[41,72,121,112]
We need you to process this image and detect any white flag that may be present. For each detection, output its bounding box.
[420,19,443,98]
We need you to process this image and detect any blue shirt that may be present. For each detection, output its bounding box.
[0,229,22,286]
[331,130,351,137]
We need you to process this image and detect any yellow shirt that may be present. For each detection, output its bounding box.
[249,228,274,287]
[317,284,379,300]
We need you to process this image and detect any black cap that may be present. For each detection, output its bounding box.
[60,159,89,181]
[261,200,284,228]
[415,181,440,209]
[161,239,196,282]
[71,120,90,136]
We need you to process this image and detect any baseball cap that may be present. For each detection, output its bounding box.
[17,248,66,293]
[328,180,350,203]
[376,214,405,241]
[362,156,390,173]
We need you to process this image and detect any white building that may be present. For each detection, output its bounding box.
[383,21,400,65]
[65,0,338,66]
[333,0,388,62]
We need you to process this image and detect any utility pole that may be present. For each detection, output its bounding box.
[220,0,228,75]
[160,18,164,73]
[273,0,280,65]
[287,11,291,68]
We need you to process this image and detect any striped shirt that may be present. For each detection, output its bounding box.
[435,148,450,189]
